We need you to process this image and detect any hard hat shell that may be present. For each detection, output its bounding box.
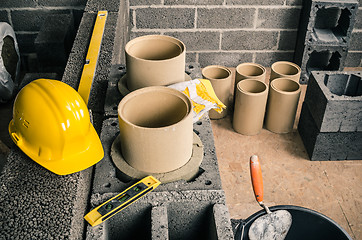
[8,79,104,175]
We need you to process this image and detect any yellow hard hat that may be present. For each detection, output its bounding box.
[8,79,104,175]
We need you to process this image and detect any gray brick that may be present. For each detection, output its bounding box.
[198,52,253,68]
[165,31,219,51]
[129,31,162,40]
[257,8,301,29]
[355,9,362,29]
[130,0,161,5]
[15,33,38,54]
[85,0,121,12]
[38,0,87,7]
[186,52,197,62]
[198,8,255,29]
[345,52,362,67]
[304,71,362,132]
[279,30,298,50]
[0,10,10,24]
[136,8,195,29]
[225,0,283,5]
[0,0,37,8]
[11,9,69,31]
[165,0,223,5]
[255,52,294,67]
[350,31,362,51]
[298,103,362,161]
[222,31,278,50]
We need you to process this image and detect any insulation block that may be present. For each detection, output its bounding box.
[304,71,362,132]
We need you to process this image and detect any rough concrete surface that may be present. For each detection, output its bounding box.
[298,102,362,160]
[304,71,362,132]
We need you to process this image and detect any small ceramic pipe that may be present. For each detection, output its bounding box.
[270,61,301,83]
[117,86,193,173]
[235,62,266,84]
[264,78,301,133]
[233,79,268,135]
[202,65,232,119]
[125,35,186,91]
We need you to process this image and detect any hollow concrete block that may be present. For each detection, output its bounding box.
[304,71,362,132]
[298,102,362,160]
[297,44,348,83]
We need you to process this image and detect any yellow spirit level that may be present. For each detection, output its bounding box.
[84,176,161,226]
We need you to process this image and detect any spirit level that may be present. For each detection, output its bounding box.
[84,176,161,226]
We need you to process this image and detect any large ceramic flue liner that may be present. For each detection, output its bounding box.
[117,86,193,173]
[270,61,301,82]
[125,35,186,91]
[233,80,268,135]
[201,65,232,119]
[264,78,301,133]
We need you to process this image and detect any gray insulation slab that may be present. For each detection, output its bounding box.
[305,71,362,132]
[298,102,362,160]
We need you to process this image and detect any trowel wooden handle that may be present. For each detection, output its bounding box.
[250,155,263,203]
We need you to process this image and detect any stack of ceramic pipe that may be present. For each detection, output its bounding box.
[117,35,194,174]
[232,61,302,135]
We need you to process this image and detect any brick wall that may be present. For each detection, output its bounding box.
[347,8,362,67]
[0,0,87,71]
[129,0,361,68]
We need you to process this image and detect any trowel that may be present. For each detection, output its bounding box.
[248,155,292,240]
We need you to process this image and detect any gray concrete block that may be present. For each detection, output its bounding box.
[197,7,255,29]
[11,9,69,31]
[279,30,298,50]
[69,12,95,56]
[165,31,220,51]
[298,102,362,160]
[166,0,223,4]
[349,31,362,51]
[296,44,348,83]
[257,8,301,29]
[35,13,75,67]
[135,8,195,29]
[186,52,197,63]
[0,148,92,239]
[222,31,278,50]
[38,0,87,6]
[15,33,37,54]
[86,190,232,240]
[225,0,283,5]
[345,52,362,67]
[0,0,37,8]
[199,52,253,68]
[62,51,85,89]
[355,9,362,29]
[130,0,161,5]
[20,72,60,89]
[286,0,303,5]
[85,0,121,12]
[254,52,295,67]
[304,71,362,132]
[0,10,10,24]
[295,0,358,48]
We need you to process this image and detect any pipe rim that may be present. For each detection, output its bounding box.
[202,65,232,81]
[125,35,186,63]
[236,62,266,77]
[118,86,192,130]
[237,79,268,96]
[271,61,301,77]
[270,78,301,95]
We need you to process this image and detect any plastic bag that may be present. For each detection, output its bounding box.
[0,22,20,103]
[168,79,226,122]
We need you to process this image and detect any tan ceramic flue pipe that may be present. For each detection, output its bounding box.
[235,62,266,83]
[202,65,232,119]
[125,35,186,91]
[270,61,301,82]
[264,78,301,133]
[233,80,268,135]
[117,86,193,173]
